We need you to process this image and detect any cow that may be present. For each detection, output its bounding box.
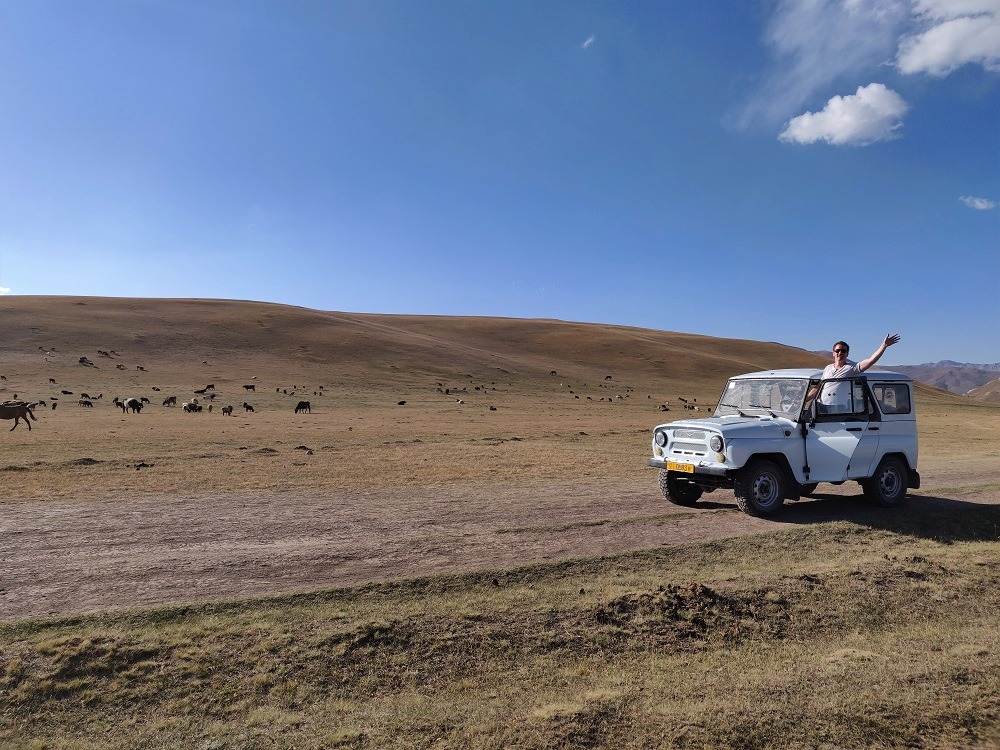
[294,401,311,414]
[222,405,234,416]
[243,402,254,412]
[124,398,143,413]
[0,401,38,431]
[243,384,256,392]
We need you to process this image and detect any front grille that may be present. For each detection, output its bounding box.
[670,442,706,455]
[675,430,706,440]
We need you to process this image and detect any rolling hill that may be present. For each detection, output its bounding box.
[0,296,831,399]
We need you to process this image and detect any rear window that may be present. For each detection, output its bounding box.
[872,383,911,415]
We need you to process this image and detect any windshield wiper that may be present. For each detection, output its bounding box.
[719,402,751,417]
[748,403,778,418]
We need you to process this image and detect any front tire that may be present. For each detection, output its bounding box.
[863,456,907,507]
[734,459,787,517]
[659,469,703,506]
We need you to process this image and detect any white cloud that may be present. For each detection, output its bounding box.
[960,195,998,209]
[737,0,909,129]
[581,34,596,50]
[897,0,1000,75]
[0,287,10,295]
[779,82,909,145]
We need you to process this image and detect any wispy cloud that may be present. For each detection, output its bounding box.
[960,195,998,210]
[581,34,596,50]
[779,82,909,145]
[897,0,1000,75]
[737,0,909,129]
[0,287,11,295]
[741,0,1000,143]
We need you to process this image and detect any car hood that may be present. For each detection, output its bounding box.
[655,415,795,436]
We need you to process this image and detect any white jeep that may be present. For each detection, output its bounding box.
[646,368,919,516]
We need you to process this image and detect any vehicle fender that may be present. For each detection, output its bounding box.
[727,439,807,483]
[731,451,799,487]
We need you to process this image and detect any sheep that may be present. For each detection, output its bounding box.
[222,405,234,416]
[243,384,256,392]
[78,399,93,407]
[294,401,311,414]
[163,396,177,407]
[243,402,254,412]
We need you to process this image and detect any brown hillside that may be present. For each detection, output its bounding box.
[968,377,1000,403]
[0,296,827,398]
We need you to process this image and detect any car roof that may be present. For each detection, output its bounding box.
[729,368,912,381]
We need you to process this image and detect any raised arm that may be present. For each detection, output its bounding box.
[858,333,901,372]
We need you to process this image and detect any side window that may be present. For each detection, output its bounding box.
[873,383,911,414]
[817,379,868,417]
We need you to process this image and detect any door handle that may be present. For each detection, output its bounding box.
[847,427,863,432]
[868,426,879,431]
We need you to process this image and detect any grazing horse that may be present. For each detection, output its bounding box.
[0,401,37,431]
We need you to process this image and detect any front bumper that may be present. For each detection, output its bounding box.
[646,458,731,478]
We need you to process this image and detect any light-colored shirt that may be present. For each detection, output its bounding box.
[820,362,861,407]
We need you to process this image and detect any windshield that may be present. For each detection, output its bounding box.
[715,378,808,419]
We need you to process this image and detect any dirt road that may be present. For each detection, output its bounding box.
[2,459,997,622]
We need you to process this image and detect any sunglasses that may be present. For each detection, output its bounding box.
[833,349,848,354]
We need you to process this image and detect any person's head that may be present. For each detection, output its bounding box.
[832,341,849,363]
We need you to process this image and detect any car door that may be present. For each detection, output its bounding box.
[806,378,874,481]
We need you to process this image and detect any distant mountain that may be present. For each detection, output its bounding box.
[810,351,1000,399]
[886,363,1000,397]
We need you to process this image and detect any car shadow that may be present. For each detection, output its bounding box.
[771,492,1000,543]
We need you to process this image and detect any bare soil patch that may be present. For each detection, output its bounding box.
[1,297,998,622]
[3,458,998,622]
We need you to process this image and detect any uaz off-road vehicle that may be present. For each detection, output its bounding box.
[647,369,919,516]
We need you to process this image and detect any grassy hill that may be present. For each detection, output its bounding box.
[0,295,828,398]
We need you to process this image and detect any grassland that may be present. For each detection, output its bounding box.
[1,297,998,748]
[2,512,998,749]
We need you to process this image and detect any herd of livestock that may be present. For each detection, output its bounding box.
[1,381,317,431]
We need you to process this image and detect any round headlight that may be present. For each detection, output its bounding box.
[654,430,667,447]
[709,435,724,452]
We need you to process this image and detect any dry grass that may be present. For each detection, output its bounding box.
[1,517,997,749]
[1,297,999,748]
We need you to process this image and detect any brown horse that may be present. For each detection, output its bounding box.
[0,401,37,431]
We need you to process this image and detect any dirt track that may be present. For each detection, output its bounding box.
[3,459,997,622]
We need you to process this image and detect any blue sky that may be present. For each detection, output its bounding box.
[0,0,997,365]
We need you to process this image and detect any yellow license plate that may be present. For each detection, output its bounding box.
[667,461,694,473]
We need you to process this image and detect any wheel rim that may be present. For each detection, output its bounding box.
[879,466,902,498]
[752,471,780,507]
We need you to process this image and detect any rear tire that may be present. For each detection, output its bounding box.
[659,469,703,506]
[863,456,907,507]
[734,459,787,517]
